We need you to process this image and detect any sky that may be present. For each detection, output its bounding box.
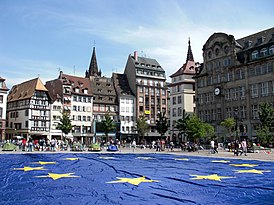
[0,0,273,89]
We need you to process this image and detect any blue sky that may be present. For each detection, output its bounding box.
[0,0,273,88]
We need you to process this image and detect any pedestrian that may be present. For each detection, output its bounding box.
[28,137,33,152]
[132,139,136,152]
[210,140,215,154]
[241,139,247,156]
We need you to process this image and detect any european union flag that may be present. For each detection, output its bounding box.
[0,153,274,205]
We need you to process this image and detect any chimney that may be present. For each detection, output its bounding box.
[134,51,138,61]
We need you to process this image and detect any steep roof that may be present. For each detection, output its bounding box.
[170,39,196,78]
[0,77,9,91]
[8,78,48,102]
[86,47,101,77]
[131,55,165,72]
[59,72,93,96]
[236,27,274,50]
[112,73,134,97]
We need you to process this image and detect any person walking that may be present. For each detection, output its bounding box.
[241,139,247,156]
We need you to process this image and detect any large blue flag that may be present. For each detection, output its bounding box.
[0,153,273,205]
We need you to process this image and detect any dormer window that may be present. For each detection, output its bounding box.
[75,87,79,93]
[208,51,212,59]
[215,48,219,56]
[98,89,102,92]
[260,48,268,57]
[251,50,259,60]
[269,45,274,55]
[108,90,112,93]
[83,89,88,94]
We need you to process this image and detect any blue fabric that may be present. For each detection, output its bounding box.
[0,153,274,205]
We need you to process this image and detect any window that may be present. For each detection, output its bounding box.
[0,108,2,118]
[172,97,176,105]
[0,95,3,103]
[261,82,269,97]
[178,107,182,116]
[172,108,176,117]
[251,50,259,60]
[260,48,268,57]
[252,104,259,119]
[139,97,143,103]
[25,109,28,116]
[177,96,182,104]
[251,84,258,98]
[269,45,274,55]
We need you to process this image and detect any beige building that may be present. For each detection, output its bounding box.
[124,51,168,142]
[169,40,196,142]
[0,77,9,141]
[195,27,274,142]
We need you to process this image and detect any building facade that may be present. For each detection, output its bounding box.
[124,51,169,142]
[0,77,9,141]
[169,40,196,142]
[46,72,94,144]
[195,27,274,142]
[6,78,51,140]
[112,73,136,142]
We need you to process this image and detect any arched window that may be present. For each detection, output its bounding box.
[260,48,268,57]
[251,50,259,60]
[269,45,274,55]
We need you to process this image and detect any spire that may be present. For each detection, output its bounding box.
[186,38,194,62]
[86,46,100,78]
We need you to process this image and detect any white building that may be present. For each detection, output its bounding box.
[0,77,9,141]
[169,40,197,143]
[112,73,136,141]
[46,72,93,144]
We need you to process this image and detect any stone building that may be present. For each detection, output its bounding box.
[124,51,169,142]
[195,27,274,142]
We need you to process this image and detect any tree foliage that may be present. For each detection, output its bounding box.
[185,115,214,142]
[57,111,73,136]
[156,112,168,138]
[136,113,149,142]
[220,118,235,139]
[256,102,274,146]
[176,114,214,142]
[175,109,190,139]
[101,112,116,142]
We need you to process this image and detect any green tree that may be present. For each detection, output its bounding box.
[136,113,149,143]
[256,102,274,146]
[220,118,235,140]
[175,109,190,140]
[57,111,73,139]
[101,112,116,142]
[156,112,168,139]
[185,115,214,142]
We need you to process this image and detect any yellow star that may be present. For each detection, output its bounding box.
[190,174,235,181]
[174,158,189,161]
[234,169,271,174]
[33,161,57,165]
[211,160,230,163]
[35,173,80,180]
[107,176,160,186]
[64,158,79,161]
[14,166,46,172]
[99,156,116,160]
[136,157,154,160]
[229,164,258,167]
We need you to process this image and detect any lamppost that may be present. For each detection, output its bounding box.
[234,108,239,141]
